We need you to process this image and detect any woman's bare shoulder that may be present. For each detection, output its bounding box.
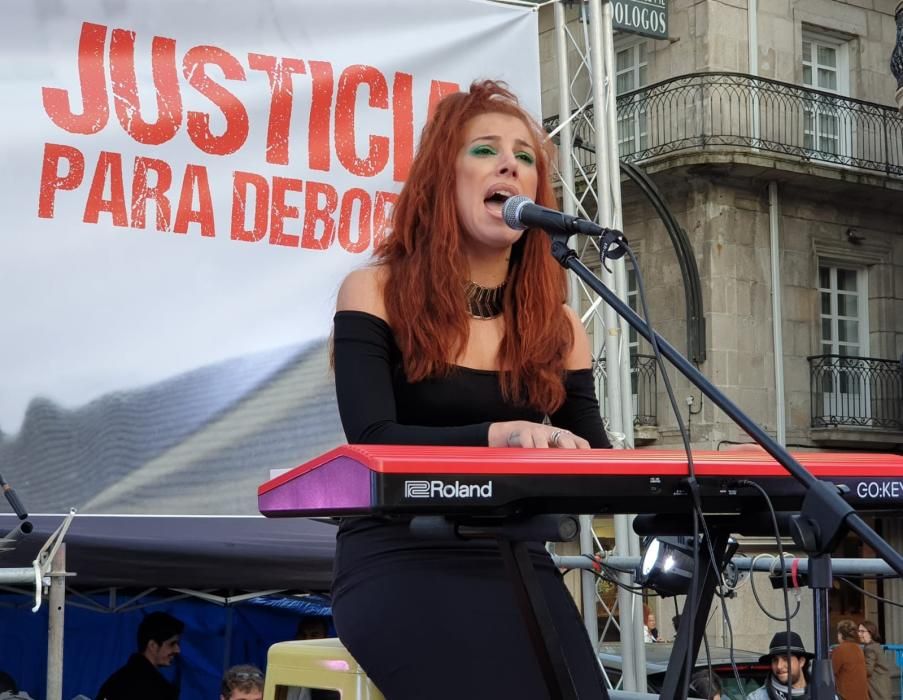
[336,265,388,319]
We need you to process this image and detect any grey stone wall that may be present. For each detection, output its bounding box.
[618,166,903,449]
[538,0,901,121]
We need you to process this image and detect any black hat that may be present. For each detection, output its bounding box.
[758,631,815,664]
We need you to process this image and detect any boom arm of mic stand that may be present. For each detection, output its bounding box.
[546,235,903,577]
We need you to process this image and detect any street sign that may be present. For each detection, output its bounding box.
[613,0,668,40]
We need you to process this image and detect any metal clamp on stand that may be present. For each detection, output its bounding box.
[410,514,598,700]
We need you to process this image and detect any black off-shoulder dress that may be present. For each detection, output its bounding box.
[331,310,611,700]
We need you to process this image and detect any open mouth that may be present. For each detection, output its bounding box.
[483,190,514,215]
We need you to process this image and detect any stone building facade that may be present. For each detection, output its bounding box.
[537,0,903,656]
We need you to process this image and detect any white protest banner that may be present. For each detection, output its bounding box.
[0,0,539,435]
[0,0,540,513]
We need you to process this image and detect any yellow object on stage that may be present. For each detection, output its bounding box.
[264,638,385,700]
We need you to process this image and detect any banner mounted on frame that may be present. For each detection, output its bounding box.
[0,0,539,513]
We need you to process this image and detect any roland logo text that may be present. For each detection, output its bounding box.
[404,480,494,499]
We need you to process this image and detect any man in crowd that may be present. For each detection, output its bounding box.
[220,665,264,700]
[97,611,183,700]
[746,631,814,700]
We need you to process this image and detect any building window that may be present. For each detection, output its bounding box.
[818,263,870,419]
[615,39,648,157]
[819,264,868,357]
[802,31,850,159]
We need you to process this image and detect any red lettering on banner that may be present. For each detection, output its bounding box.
[183,46,249,155]
[372,191,398,248]
[173,165,214,236]
[41,21,464,186]
[41,23,109,135]
[35,24,475,252]
[38,143,86,218]
[338,188,371,253]
[227,171,393,253]
[248,53,306,166]
[232,171,269,242]
[131,157,173,230]
[36,147,418,248]
[109,29,182,145]
[428,80,460,120]
[84,151,128,226]
[335,65,390,178]
[270,176,302,247]
[302,180,338,250]
[392,72,414,183]
[308,61,334,172]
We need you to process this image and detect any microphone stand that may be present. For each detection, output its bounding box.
[544,230,903,700]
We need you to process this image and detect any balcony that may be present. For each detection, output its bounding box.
[595,353,658,428]
[546,72,903,177]
[808,354,903,443]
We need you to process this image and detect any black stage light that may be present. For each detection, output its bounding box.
[637,536,696,597]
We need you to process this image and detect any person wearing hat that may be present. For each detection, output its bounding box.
[746,631,817,700]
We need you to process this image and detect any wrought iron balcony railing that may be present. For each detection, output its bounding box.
[546,72,903,176]
[595,353,658,426]
[808,354,903,430]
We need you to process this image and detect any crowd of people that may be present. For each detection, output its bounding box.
[647,622,895,700]
[0,611,340,700]
[829,619,894,700]
[630,620,895,700]
[725,621,893,700]
[92,612,266,700]
[3,613,896,699]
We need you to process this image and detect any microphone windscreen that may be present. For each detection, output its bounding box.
[502,195,532,231]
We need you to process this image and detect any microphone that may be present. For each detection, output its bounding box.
[502,195,628,259]
[502,195,598,235]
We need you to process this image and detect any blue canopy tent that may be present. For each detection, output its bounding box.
[0,513,338,700]
[0,591,333,700]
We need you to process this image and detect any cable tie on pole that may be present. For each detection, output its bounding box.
[791,558,801,589]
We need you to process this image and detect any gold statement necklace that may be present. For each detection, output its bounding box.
[464,279,506,320]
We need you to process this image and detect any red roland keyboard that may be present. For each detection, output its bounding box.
[257,445,903,518]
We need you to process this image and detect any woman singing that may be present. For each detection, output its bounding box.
[331,80,611,700]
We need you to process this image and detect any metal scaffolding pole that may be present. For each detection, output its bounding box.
[544,0,642,677]
[553,554,903,577]
[554,0,602,656]
[587,0,644,689]
[46,544,66,700]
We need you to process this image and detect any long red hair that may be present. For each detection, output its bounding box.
[376,81,572,413]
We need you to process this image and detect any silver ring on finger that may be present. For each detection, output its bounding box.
[550,429,563,447]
